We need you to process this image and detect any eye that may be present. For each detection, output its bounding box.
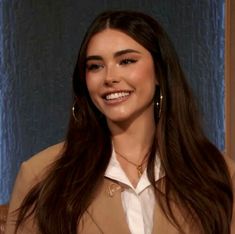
[119,58,137,65]
[86,63,104,72]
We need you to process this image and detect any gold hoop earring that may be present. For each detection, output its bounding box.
[155,94,163,118]
[72,101,80,122]
[154,86,163,119]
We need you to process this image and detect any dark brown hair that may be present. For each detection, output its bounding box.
[15,10,233,234]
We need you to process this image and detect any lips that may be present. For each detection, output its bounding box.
[105,91,130,100]
[102,90,132,102]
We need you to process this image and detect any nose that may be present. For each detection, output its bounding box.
[104,65,120,86]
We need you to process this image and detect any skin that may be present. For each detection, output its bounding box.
[86,29,158,186]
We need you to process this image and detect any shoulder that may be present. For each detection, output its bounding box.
[16,142,65,191]
[23,142,65,175]
[6,142,65,233]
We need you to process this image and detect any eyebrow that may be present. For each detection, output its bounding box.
[86,49,141,61]
[114,49,141,57]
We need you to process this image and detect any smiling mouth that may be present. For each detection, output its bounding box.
[105,91,131,100]
[102,91,132,102]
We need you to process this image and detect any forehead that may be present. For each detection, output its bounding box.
[86,29,149,56]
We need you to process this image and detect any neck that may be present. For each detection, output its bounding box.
[108,109,156,162]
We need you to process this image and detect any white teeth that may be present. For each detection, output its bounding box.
[105,92,130,100]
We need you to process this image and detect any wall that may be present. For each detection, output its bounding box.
[0,0,225,203]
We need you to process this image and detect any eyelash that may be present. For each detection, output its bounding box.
[86,58,138,71]
[86,64,104,71]
[119,58,137,65]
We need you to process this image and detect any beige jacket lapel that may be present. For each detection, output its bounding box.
[80,177,202,234]
[152,179,181,234]
[152,179,202,234]
[152,201,199,234]
[79,177,182,234]
[79,178,131,234]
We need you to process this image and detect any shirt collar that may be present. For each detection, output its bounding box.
[104,149,164,194]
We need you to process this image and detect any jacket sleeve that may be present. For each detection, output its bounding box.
[5,162,39,234]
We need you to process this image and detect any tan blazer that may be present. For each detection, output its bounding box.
[5,143,235,234]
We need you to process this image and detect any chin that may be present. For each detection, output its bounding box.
[106,114,132,124]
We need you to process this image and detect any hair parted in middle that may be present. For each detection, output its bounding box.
[15,10,233,234]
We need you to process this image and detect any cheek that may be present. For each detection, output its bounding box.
[129,64,156,86]
[86,76,98,95]
[85,78,92,94]
[86,71,104,92]
[85,73,93,91]
[143,63,156,80]
[85,80,97,105]
[85,79,102,110]
[132,65,157,99]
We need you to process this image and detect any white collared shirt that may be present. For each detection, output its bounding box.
[104,150,163,234]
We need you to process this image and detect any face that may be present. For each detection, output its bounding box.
[85,29,157,124]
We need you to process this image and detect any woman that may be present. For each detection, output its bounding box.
[6,10,235,234]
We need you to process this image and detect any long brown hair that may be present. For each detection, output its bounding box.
[15,10,233,234]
